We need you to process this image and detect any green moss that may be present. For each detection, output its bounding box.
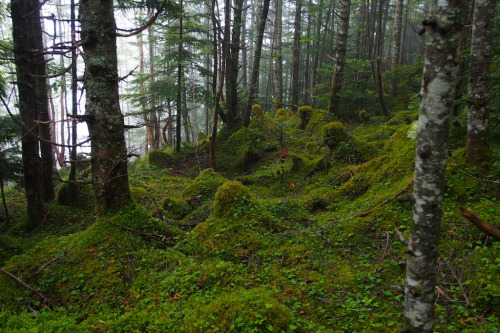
[297,105,314,130]
[163,197,191,219]
[181,168,227,201]
[274,108,295,121]
[306,141,320,155]
[185,289,293,331]
[252,103,263,118]
[147,149,171,168]
[323,122,349,150]
[56,183,94,209]
[213,181,252,218]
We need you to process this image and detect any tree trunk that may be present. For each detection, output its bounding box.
[375,0,388,116]
[137,15,153,155]
[326,0,351,115]
[404,1,466,331]
[391,0,404,95]
[244,0,271,126]
[273,0,283,109]
[225,0,244,129]
[176,0,184,153]
[80,0,132,216]
[148,25,161,149]
[11,0,48,227]
[466,0,495,166]
[291,0,302,111]
[68,0,78,194]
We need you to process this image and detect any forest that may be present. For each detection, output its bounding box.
[0,0,499,331]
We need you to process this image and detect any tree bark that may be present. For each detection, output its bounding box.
[176,0,184,153]
[11,0,48,226]
[80,0,132,216]
[404,1,466,331]
[244,0,271,126]
[273,0,283,109]
[291,0,302,111]
[68,0,78,196]
[374,0,388,116]
[326,0,351,115]
[466,0,495,166]
[391,0,404,95]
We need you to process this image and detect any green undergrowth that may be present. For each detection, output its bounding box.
[1,106,499,332]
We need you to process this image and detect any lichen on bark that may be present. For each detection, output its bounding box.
[404,0,466,332]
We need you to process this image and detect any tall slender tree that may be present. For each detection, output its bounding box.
[466,0,495,166]
[404,0,466,331]
[80,0,132,216]
[291,0,302,110]
[326,0,351,115]
[273,0,283,109]
[391,0,404,95]
[244,0,271,126]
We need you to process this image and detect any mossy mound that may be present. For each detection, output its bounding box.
[188,181,275,257]
[180,168,227,201]
[185,289,293,331]
[56,183,94,209]
[323,122,349,150]
[297,105,314,130]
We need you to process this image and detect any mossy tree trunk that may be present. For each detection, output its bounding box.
[404,1,466,332]
[11,0,52,227]
[243,0,271,127]
[466,0,495,166]
[326,0,350,115]
[80,0,132,216]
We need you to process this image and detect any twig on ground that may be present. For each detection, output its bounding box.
[36,245,76,275]
[0,268,58,308]
[351,178,414,218]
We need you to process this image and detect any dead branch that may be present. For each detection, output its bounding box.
[351,178,414,218]
[116,0,169,37]
[463,171,500,184]
[460,206,500,241]
[394,227,409,245]
[373,231,390,274]
[0,268,58,308]
[105,221,174,245]
[0,94,90,148]
[36,245,76,275]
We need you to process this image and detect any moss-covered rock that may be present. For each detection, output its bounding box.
[213,181,251,218]
[323,122,349,150]
[297,105,314,130]
[147,149,171,168]
[181,168,227,201]
[56,183,94,209]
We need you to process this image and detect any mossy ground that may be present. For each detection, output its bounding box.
[1,106,499,332]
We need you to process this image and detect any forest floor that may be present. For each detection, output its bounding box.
[0,107,499,332]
